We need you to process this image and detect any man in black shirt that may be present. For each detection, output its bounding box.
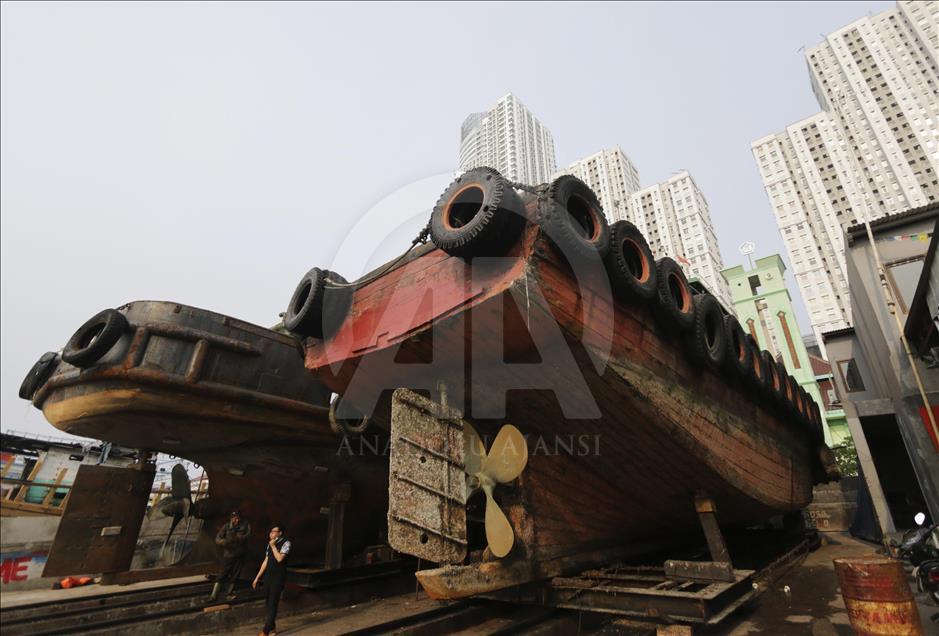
[252,523,291,636]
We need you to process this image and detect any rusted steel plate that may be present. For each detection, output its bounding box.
[388,388,467,564]
[833,556,923,636]
[489,564,756,623]
[664,560,735,583]
[44,464,155,576]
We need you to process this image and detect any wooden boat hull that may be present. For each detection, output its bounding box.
[303,196,822,596]
[28,301,388,567]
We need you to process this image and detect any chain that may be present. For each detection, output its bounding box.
[507,180,541,195]
[322,219,433,289]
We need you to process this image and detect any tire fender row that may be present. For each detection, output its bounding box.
[281,167,824,444]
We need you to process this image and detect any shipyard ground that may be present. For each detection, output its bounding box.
[2,532,936,635]
[226,532,937,635]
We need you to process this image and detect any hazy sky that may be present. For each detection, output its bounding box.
[1,1,891,438]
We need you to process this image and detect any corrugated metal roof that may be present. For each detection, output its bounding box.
[846,201,939,237]
[821,326,855,341]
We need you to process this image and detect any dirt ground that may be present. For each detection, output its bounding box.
[718,532,937,635]
[227,532,939,635]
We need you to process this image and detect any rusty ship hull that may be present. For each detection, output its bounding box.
[28,300,388,568]
[302,192,823,598]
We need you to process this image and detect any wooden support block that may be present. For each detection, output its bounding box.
[325,482,351,570]
[694,490,731,565]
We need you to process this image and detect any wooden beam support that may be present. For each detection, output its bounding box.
[695,491,732,566]
[325,482,351,570]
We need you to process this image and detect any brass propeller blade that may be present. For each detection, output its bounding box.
[464,423,486,477]
[463,423,527,559]
[484,424,528,484]
[483,486,514,558]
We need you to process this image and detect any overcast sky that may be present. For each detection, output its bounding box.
[1,1,891,438]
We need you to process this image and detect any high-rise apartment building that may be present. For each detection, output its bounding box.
[629,172,734,311]
[560,147,641,222]
[807,0,938,210]
[459,93,557,185]
[752,113,857,343]
[752,0,939,346]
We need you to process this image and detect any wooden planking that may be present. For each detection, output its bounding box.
[304,220,817,561]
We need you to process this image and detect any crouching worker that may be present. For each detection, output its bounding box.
[209,510,251,602]
[253,522,291,636]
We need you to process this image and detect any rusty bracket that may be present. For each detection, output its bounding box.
[664,559,735,583]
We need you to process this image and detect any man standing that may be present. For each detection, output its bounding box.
[253,523,291,636]
[209,510,251,602]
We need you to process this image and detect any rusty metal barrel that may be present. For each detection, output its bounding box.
[833,556,923,635]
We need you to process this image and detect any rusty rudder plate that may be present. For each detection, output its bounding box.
[388,388,468,564]
[44,464,155,577]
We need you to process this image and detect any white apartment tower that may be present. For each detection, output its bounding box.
[628,172,734,311]
[752,0,939,345]
[459,93,557,185]
[752,114,858,343]
[560,147,641,222]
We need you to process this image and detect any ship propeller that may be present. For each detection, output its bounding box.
[463,423,528,558]
[148,463,193,557]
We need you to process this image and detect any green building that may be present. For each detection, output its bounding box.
[722,254,847,446]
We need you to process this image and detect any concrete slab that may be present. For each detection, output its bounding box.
[248,533,939,635]
[721,532,937,635]
[227,592,451,636]
[0,574,207,609]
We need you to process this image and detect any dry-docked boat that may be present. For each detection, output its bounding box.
[20,300,389,567]
[284,167,839,599]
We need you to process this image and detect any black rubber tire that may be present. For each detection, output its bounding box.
[62,309,128,368]
[780,368,797,411]
[808,397,825,439]
[806,393,819,435]
[806,398,817,434]
[19,352,59,400]
[813,399,823,428]
[687,294,726,371]
[810,401,824,442]
[745,334,766,390]
[761,350,784,403]
[430,167,524,258]
[284,268,353,339]
[653,258,695,331]
[604,221,657,301]
[797,386,810,424]
[789,377,801,417]
[722,315,752,378]
[328,394,371,436]
[544,175,610,261]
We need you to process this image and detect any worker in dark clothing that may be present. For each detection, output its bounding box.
[209,510,251,602]
[253,523,291,636]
